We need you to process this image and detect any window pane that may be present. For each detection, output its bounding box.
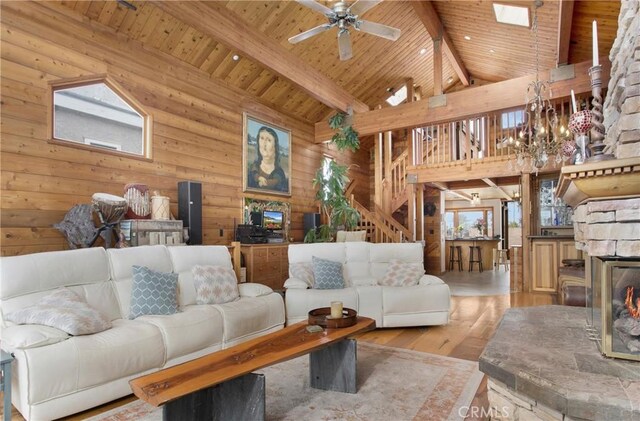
[445,211,454,238]
[507,201,523,246]
[53,83,144,155]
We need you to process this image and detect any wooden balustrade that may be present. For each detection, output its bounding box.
[412,95,582,168]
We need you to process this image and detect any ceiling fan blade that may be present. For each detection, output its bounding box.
[338,29,353,61]
[296,0,333,16]
[288,23,335,44]
[355,20,401,41]
[349,0,382,17]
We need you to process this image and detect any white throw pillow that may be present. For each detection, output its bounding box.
[2,325,70,349]
[378,260,424,287]
[192,265,240,304]
[289,262,314,287]
[5,288,112,336]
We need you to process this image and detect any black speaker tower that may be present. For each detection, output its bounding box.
[303,213,321,237]
[178,181,202,245]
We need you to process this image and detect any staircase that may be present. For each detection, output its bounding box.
[344,181,411,243]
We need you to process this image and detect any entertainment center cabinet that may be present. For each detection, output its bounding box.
[241,244,289,291]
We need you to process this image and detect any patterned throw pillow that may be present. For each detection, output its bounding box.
[5,288,111,336]
[378,260,424,287]
[192,265,240,305]
[312,256,345,289]
[129,266,179,319]
[290,262,314,287]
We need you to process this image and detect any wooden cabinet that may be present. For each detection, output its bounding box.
[241,244,289,291]
[531,241,558,292]
[530,238,582,293]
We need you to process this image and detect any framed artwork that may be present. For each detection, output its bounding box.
[243,113,291,196]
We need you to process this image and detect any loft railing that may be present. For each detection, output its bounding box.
[412,95,578,167]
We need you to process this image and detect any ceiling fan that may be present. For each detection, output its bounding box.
[288,0,401,61]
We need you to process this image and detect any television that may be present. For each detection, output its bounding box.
[262,210,283,231]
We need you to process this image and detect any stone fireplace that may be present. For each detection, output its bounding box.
[479,2,640,420]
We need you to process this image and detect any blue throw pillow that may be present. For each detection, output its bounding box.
[312,256,345,289]
[129,265,179,319]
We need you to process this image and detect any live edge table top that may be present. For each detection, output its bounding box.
[130,317,376,407]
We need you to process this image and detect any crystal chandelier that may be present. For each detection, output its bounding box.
[508,0,571,172]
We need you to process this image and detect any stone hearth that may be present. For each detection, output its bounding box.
[479,306,640,421]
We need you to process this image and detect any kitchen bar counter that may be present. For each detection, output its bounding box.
[445,238,500,271]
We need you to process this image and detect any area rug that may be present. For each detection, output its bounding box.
[88,342,483,421]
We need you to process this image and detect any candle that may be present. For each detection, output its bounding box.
[330,301,343,319]
[571,90,577,114]
[592,20,599,67]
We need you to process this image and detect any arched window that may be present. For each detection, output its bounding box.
[49,75,151,158]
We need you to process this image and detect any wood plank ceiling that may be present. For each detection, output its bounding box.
[60,0,621,124]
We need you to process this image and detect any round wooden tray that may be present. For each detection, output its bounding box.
[308,307,357,328]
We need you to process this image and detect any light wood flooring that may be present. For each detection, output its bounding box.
[2,292,554,421]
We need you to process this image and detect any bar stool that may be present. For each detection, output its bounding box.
[469,246,483,272]
[449,245,463,271]
[495,249,509,271]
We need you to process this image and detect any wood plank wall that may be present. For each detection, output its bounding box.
[0,1,369,256]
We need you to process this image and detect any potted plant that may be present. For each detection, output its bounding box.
[304,112,360,243]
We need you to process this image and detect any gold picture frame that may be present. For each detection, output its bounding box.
[242,113,292,197]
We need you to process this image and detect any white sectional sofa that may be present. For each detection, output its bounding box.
[0,245,285,421]
[284,242,450,328]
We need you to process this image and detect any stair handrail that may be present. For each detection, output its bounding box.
[350,198,402,243]
[373,204,412,241]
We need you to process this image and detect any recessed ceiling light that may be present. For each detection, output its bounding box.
[489,49,495,53]
[419,48,427,55]
[493,3,530,27]
[232,54,240,61]
[464,35,471,41]
[447,77,454,84]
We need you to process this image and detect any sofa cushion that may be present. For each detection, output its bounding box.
[137,305,224,362]
[312,256,345,289]
[167,245,234,307]
[129,266,179,319]
[336,230,367,242]
[107,245,173,320]
[289,262,314,287]
[238,283,274,297]
[21,319,165,404]
[192,265,239,304]
[215,294,285,347]
[2,325,69,350]
[5,288,112,336]
[378,259,424,287]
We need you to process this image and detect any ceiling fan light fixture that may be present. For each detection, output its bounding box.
[471,193,481,206]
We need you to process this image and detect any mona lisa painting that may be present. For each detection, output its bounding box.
[242,113,292,196]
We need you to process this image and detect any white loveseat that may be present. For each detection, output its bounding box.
[0,245,285,421]
[284,242,450,327]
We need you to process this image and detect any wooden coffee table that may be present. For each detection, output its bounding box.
[130,316,375,421]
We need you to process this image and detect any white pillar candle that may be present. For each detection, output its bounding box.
[570,90,577,114]
[330,301,343,319]
[592,20,599,67]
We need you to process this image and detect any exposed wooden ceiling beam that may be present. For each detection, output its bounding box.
[151,1,369,115]
[447,190,473,201]
[482,178,514,201]
[557,0,575,66]
[428,181,449,191]
[315,60,608,141]
[412,1,470,87]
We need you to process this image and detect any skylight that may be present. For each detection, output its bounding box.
[493,3,530,27]
[386,85,407,106]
